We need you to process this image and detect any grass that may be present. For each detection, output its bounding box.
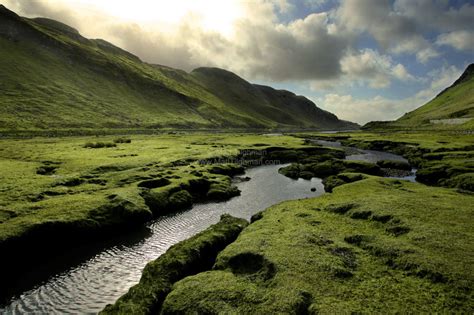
[0,5,354,131]
[84,142,117,148]
[0,133,310,245]
[0,130,471,313]
[161,176,474,313]
[101,214,248,314]
[299,131,474,191]
[364,64,473,131]
[0,132,327,300]
[97,131,473,313]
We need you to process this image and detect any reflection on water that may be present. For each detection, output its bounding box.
[1,164,324,314]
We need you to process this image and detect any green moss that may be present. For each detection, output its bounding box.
[305,132,474,191]
[161,177,474,313]
[100,214,248,314]
[322,173,366,192]
[207,163,244,176]
[278,163,306,179]
[0,133,307,260]
[88,195,152,225]
[206,180,240,201]
[376,159,411,170]
[446,173,474,191]
[168,190,193,210]
[279,158,381,181]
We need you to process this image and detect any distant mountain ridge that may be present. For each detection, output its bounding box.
[0,5,357,131]
[364,63,474,131]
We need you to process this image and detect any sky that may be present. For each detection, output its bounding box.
[2,0,473,124]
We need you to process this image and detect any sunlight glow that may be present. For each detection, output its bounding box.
[74,0,244,36]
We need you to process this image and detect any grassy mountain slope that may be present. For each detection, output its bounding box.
[365,64,473,131]
[0,5,356,131]
[190,67,354,129]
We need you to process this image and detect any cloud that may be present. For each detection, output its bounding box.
[317,65,462,124]
[1,0,353,82]
[317,94,410,124]
[394,0,474,32]
[309,49,416,90]
[436,30,474,51]
[341,49,415,88]
[335,0,437,62]
[231,12,350,81]
[335,0,474,63]
[303,0,330,9]
[1,0,471,125]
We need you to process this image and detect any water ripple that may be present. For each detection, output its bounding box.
[1,164,324,314]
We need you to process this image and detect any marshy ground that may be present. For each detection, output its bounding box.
[0,131,473,313]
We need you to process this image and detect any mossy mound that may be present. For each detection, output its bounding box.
[208,164,245,176]
[141,175,240,215]
[322,173,366,192]
[279,159,381,180]
[446,173,474,191]
[101,214,248,314]
[376,159,411,170]
[206,181,240,201]
[160,177,474,313]
[237,146,345,165]
[88,195,152,226]
[334,134,473,191]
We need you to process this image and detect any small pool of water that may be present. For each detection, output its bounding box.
[314,140,417,182]
[1,164,324,314]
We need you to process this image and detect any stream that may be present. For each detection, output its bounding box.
[1,143,415,314]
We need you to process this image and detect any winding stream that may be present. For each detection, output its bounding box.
[1,164,324,314]
[1,143,415,314]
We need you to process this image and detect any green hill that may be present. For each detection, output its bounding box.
[0,5,357,132]
[364,63,474,131]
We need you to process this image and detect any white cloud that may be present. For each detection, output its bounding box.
[316,65,462,124]
[436,30,474,51]
[309,49,416,91]
[317,94,411,124]
[335,0,438,62]
[334,0,474,63]
[1,0,352,81]
[415,65,463,99]
[1,0,471,125]
[334,49,415,89]
[392,64,414,81]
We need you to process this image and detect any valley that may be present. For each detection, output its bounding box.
[0,2,473,314]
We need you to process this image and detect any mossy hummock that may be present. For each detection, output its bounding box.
[160,177,474,313]
[101,214,248,314]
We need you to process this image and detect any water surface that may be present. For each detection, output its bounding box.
[2,164,323,314]
[1,142,414,314]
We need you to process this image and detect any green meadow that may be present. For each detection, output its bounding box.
[66,130,474,313]
[0,133,309,246]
